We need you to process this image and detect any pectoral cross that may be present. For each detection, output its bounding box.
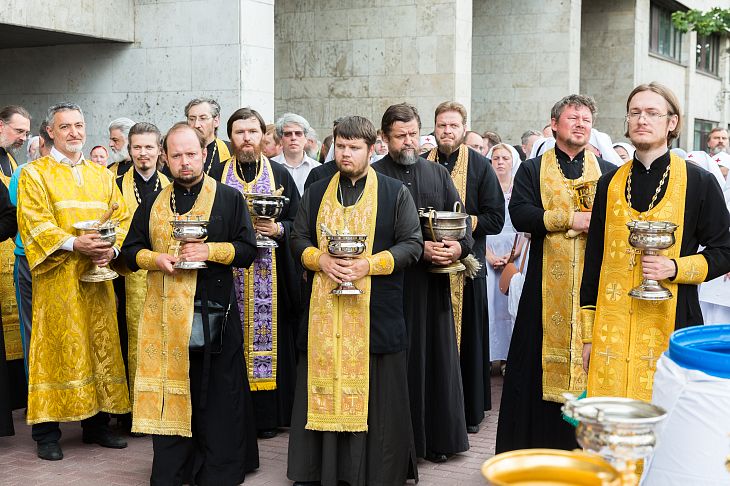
[640,348,658,370]
[625,247,642,269]
[597,346,619,366]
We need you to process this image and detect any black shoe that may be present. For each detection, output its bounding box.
[466,424,480,434]
[258,428,278,439]
[37,441,63,461]
[82,429,128,449]
[425,451,448,463]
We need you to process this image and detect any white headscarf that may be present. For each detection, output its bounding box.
[528,137,555,159]
[612,142,635,165]
[686,151,726,189]
[486,143,522,178]
[588,129,623,166]
[26,135,40,162]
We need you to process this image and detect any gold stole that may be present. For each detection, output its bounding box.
[426,145,469,349]
[540,148,600,402]
[1,153,21,360]
[132,177,217,437]
[120,169,170,403]
[221,157,278,391]
[306,169,377,432]
[588,154,689,401]
[216,138,231,163]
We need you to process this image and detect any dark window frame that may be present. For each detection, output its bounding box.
[649,2,684,62]
[696,34,720,75]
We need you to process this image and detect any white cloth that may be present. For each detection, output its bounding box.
[588,129,623,166]
[485,144,522,178]
[486,192,519,361]
[271,152,321,196]
[529,137,555,159]
[612,142,635,163]
[685,151,726,189]
[700,301,730,324]
[642,355,730,486]
[324,144,335,163]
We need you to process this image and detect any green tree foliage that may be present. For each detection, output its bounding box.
[672,8,730,36]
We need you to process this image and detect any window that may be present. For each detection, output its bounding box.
[696,34,720,75]
[650,3,683,62]
[694,119,715,150]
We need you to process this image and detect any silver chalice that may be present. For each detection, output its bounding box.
[73,220,120,282]
[626,220,678,300]
[244,193,289,248]
[321,226,367,295]
[170,215,209,269]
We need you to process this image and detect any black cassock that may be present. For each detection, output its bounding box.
[0,180,19,436]
[232,159,302,432]
[204,138,232,180]
[121,176,260,485]
[435,147,505,429]
[373,154,473,456]
[496,147,614,453]
[581,151,730,324]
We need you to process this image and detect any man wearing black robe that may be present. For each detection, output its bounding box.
[497,95,614,453]
[185,98,232,179]
[580,83,730,403]
[426,102,505,436]
[121,123,259,484]
[219,107,301,439]
[288,116,422,486]
[0,180,18,437]
[372,103,474,462]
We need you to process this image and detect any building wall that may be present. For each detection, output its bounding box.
[0,0,134,42]
[274,0,473,136]
[580,0,636,144]
[0,0,274,154]
[470,0,582,142]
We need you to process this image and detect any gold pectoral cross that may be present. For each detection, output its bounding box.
[625,247,642,269]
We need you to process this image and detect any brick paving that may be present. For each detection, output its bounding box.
[0,376,502,485]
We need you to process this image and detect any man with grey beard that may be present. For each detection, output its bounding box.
[372,103,473,463]
[108,117,135,177]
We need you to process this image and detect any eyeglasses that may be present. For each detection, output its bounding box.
[626,111,673,122]
[283,130,304,138]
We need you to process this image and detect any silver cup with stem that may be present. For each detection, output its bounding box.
[626,220,678,300]
[170,215,209,269]
[244,193,289,248]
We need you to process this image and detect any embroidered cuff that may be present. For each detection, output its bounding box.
[302,247,323,271]
[470,215,478,232]
[206,242,235,265]
[671,254,708,285]
[136,249,160,271]
[543,209,570,232]
[580,307,596,344]
[366,251,395,276]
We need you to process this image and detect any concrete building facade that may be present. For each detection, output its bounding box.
[0,0,728,154]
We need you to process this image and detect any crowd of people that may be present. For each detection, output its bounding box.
[0,81,728,486]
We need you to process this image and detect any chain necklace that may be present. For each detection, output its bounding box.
[205,141,218,175]
[133,173,160,204]
[337,179,365,231]
[171,187,177,215]
[555,154,585,210]
[235,156,261,190]
[626,161,671,219]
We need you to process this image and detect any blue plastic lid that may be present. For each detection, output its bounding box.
[667,325,730,379]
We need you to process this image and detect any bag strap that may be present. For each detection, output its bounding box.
[518,238,530,273]
[200,273,212,409]
[507,233,520,263]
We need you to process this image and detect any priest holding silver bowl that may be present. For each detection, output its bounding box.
[170,215,209,269]
[243,192,289,248]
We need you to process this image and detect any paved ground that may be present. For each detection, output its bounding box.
[0,376,502,485]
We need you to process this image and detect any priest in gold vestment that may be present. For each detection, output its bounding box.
[17,103,131,461]
[113,122,170,433]
[580,83,730,402]
[496,95,616,453]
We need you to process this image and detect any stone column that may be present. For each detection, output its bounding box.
[274,0,474,134]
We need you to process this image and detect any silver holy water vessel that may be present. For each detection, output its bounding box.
[170,215,209,269]
[244,193,289,248]
[73,220,120,282]
[320,225,367,295]
[562,394,667,486]
[626,220,678,300]
[418,201,468,274]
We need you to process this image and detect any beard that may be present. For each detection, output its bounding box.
[236,143,262,163]
[710,145,728,156]
[63,141,84,154]
[393,147,418,166]
[0,134,22,155]
[436,134,465,155]
[110,145,129,163]
[305,146,319,159]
